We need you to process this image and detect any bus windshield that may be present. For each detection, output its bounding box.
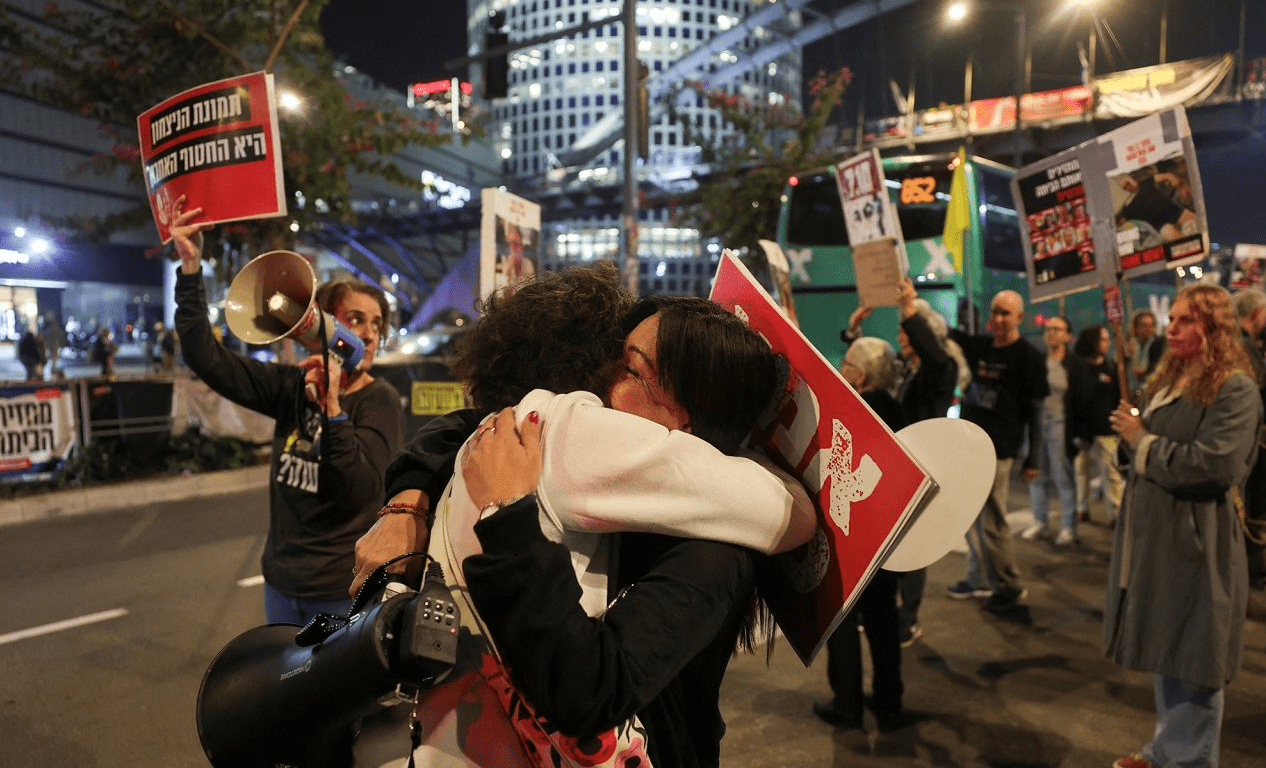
[784,162,955,247]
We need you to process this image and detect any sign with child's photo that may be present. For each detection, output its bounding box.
[710,252,936,665]
[138,71,287,243]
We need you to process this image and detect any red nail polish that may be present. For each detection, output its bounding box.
[527,410,540,424]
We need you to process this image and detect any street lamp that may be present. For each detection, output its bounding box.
[943,1,1029,167]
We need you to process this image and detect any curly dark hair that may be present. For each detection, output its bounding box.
[453,261,634,410]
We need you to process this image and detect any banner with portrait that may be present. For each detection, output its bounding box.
[1014,153,1101,303]
[479,188,542,303]
[1013,107,1207,301]
[138,71,287,243]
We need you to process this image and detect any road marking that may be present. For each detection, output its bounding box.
[237,575,265,588]
[0,608,129,646]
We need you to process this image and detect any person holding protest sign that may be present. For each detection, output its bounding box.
[352,263,814,768]
[842,277,968,645]
[1106,284,1259,768]
[814,337,910,732]
[168,197,403,625]
[939,289,1047,615]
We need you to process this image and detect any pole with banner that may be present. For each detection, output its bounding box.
[942,147,974,333]
[1102,281,1133,403]
[1011,107,1208,405]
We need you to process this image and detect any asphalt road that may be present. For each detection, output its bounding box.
[0,488,266,767]
[1,486,1264,767]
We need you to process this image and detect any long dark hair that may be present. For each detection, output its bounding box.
[622,295,778,456]
[623,295,781,655]
[1073,324,1106,360]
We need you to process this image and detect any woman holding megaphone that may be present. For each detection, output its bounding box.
[169,196,403,626]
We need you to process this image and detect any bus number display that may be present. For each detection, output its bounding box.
[899,176,937,205]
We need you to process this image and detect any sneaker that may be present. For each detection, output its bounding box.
[899,624,923,648]
[983,587,1028,613]
[1020,523,1045,541]
[1112,753,1156,768]
[946,580,993,600]
[1054,528,1076,546]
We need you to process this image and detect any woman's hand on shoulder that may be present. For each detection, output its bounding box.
[463,407,544,510]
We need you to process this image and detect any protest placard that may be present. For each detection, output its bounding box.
[1013,107,1207,302]
[833,149,907,307]
[1014,155,1099,303]
[1102,109,1208,275]
[479,188,541,302]
[0,383,76,483]
[138,72,287,243]
[710,252,935,665]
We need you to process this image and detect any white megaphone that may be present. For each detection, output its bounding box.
[224,250,364,372]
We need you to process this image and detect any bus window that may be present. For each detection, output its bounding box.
[887,163,951,242]
[979,165,1026,273]
[785,172,849,246]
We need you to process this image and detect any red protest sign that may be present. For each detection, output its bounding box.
[710,252,935,665]
[137,72,287,243]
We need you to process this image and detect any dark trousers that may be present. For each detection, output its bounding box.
[898,568,926,632]
[825,569,903,718]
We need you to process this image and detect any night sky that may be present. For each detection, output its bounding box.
[313,1,1263,245]
[319,0,469,92]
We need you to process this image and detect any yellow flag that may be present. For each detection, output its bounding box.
[942,147,970,274]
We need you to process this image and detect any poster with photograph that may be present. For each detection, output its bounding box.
[1014,107,1207,299]
[137,72,286,243]
[479,188,541,302]
[832,149,907,306]
[710,251,935,665]
[1103,109,1207,274]
[1014,154,1100,302]
[1231,243,1266,290]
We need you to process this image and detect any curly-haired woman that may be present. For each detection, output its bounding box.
[1107,284,1261,768]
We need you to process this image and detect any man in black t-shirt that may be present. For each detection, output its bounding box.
[944,290,1049,614]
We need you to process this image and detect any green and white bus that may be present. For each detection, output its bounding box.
[775,152,1176,367]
